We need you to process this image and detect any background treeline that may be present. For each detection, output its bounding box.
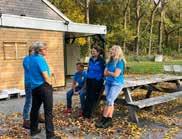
[50,0,181,57]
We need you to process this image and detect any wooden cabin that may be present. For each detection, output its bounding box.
[0,0,106,90]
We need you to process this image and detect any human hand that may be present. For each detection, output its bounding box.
[74,91,79,95]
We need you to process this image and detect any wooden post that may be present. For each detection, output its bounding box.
[145,85,153,98]
[176,80,181,89]
[123,88,139,124]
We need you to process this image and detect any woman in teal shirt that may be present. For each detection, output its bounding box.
[96,45,126,128]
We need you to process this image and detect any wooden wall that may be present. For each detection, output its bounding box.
[66,45,80,75]
[0,27,65,90]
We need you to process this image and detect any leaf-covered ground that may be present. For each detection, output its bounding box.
[0,82,181,139]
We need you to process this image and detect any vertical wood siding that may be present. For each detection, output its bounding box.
[0,28,65,90]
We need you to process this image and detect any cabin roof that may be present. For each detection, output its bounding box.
[0,0,68,21]
[0,0,107,35]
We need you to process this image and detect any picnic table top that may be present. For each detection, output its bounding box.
[124,74,182,88]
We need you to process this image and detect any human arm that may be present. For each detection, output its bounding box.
[71,80,77,93]
[104,68,121,77]
[38,56,52,85]
[104,61,124,78]
[42,71,52,85]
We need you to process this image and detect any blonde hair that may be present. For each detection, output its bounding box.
[109,45,126,64]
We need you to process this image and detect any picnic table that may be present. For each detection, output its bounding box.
[122,74,182,124]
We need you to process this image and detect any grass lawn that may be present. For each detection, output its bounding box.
[127,60,182,74]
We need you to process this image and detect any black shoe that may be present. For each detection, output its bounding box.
[22,120,30,129]
[47,135,61,139]
[95,116,107,128]
[30,128,41,136]
[83,113,91,119]
[102,118,112,128]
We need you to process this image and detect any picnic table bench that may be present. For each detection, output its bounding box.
[163,64,182,74]
[122,74,182,124]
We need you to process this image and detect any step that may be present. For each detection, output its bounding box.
[0,93,9,100]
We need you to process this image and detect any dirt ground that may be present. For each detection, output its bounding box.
[0,79,181,139]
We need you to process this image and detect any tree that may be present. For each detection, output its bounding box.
[148,0,161,56]
[163,0,181,53]
[50,0,182,56]
[123,0,130,52]
[135,0,145,55]
[50,0,85,23]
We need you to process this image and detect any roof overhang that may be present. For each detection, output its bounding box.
[0,14,107,35]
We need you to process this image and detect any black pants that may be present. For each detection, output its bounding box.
[83,78,103,118]
[30,82,54,138]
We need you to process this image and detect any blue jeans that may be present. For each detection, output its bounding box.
[66,86,86,110]
[105,83,123,106]
[23,84,32,120]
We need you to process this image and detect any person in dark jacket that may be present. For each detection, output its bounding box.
[83,46,105,119]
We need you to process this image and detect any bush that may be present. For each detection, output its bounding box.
[126,55,155,62]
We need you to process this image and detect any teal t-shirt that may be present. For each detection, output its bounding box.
[73,70,87,88]
[23,55,31,85]
[105,59,125,85]
[29,54,51,89]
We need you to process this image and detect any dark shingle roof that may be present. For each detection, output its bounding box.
[0,0,65,21]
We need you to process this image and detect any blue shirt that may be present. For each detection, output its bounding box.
[23,55,31,85]
[73,70,87,88]
[87,57,105,81]
[29,54,51,89]
[105,59,125,85]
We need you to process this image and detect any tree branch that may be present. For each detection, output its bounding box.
[167,26,182,35]
[75,0,86,8]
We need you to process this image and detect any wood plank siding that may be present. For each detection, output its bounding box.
[0,28,65,90]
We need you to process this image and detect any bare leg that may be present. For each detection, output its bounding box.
[103,106,114,118]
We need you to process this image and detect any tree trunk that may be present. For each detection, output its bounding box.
[178,11,181,53]
[135,0,140,55]
[165,33,169,49]
[85,0,90,55]
[178,28,181,53]
[148,13,155,56]
[148,1,160,56]
[158,9,164,54]
[123,0,130,53]
[85,0,90,24]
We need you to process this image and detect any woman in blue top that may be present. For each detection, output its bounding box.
[96,45,126,128]
[22,46,34,129]
[83,46,105,119]
[29,41,58,139]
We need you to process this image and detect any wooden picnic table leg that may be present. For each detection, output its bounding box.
[123,88,139,124]
[176,80,181,89]
[145,85,153,98]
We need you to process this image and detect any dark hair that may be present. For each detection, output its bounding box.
[92,46,105,58]
[76,62,84,68]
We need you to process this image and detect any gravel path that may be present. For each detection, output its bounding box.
[0,79,181,139]
[0,91,67,115]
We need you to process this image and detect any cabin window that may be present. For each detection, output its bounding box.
[3,42,28,60]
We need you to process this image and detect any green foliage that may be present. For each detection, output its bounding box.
[127,62,163,74]
[127,60,182,74]
[126,55,155,62]
[50,0,85,23]
[50,0,181,56]
[80,45,89,58]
